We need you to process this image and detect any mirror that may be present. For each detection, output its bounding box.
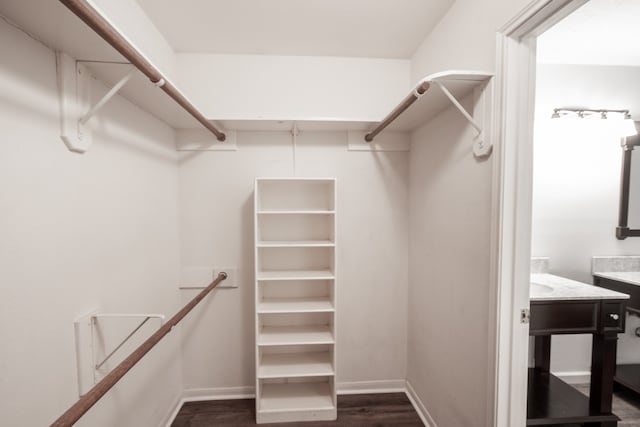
[617,130,640,239]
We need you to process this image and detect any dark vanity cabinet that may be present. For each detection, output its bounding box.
[527,298,627,426]
[595,275,640,395]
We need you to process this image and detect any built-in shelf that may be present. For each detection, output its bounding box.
[258,325,334,346]
[258,352,333,379]
[257,270,335,281]
[258,297,334,313]
[255,178,336,423]
[383,71,492,132]
[257,240,335,248]
[260,382,335,412]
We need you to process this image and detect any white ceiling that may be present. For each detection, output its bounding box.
[538,0,640,66]
[135,0,454,58]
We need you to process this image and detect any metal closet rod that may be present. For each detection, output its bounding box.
[365,81,430,142]
[59,0,226,142]
[50,272,228,427]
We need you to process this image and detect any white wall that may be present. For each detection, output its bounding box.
[0,18,182,427]
[176,54,410,121]
[91,0,177,79]
[406,0,530,426]
[177,131,409,393]
[531,63,640,373]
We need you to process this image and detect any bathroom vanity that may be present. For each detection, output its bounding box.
[528,273,629,426]
[594,271,640,395]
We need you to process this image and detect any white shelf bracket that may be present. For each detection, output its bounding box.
[91,313,164,371]
[431,80,492,157]
[56,52,135,153]
[79,67,135,125]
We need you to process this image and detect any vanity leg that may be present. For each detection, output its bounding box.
[534,335,551,373]
[589,331,618,426]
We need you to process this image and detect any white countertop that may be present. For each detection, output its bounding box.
[594,271,640,287]
[530,273,630,301]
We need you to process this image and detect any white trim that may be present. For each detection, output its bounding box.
[161,393,184,427]
[183,385,255,401]
[492,1,590,426]
[164,380,417,426]
[555,371,591,385]
[337,379,406,394]
[405,380,436,427]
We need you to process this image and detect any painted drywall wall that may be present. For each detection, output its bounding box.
[410,0,531,82]
[91,0,177,79]
[177,131,409,393]
[408,97,493,426]
[406,0,530,426]
[176,54,410,121]
[531,63,640,373]
[0,19,182,427]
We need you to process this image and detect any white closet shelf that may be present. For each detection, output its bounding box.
[382,70,493,132]
[258,325,334,346]
[258,352,334,379]
[257,210,336,215]
[259,382,334,413]
[258,297,334,314]
[257,270,335,281]
[257,240,335,248]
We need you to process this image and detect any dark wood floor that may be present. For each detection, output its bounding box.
[172,393,423,427]
[571,383,640,426]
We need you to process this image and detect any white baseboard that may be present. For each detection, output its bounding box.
[337,379,406,394]
[165,380,428,427]
[183,385,256,401]
[554,370,591,385]
[162,392,186,427]
[405,380,436,427]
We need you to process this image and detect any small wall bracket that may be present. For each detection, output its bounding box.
[56,53,135,153]
[73,310,164,396]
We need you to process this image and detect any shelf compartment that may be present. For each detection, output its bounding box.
[257,213,334,244]
[257,270,335,281]
[259,280,334,312]
[257,380,336,423]
[258,247,334,275]
[526,369,619,425]
[256,179,335,212]
[258,297,334,313]
[258,325,334,346]
[258,350,334,379]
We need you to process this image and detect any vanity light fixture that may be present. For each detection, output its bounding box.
[551,108,638,137]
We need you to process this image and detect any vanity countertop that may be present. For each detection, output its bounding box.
[530,273,630,301]
[593,271,640,287]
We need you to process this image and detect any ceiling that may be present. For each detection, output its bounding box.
[537,0,640,66]
[135,0,454,59]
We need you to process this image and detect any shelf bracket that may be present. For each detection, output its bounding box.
[431,80,492,158]
[79,67,135,125]
[92,313,164,371]
[56,52,135,153]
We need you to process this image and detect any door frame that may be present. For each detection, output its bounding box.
[490,1,589,425]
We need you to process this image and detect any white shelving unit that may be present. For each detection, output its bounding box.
[254,178,337,424]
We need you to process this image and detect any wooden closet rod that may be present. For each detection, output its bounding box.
[365,81,430,142]
[50,272,228,427]
[59,0,226,142]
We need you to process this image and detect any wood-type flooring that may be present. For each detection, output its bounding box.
[172,392,423,427]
